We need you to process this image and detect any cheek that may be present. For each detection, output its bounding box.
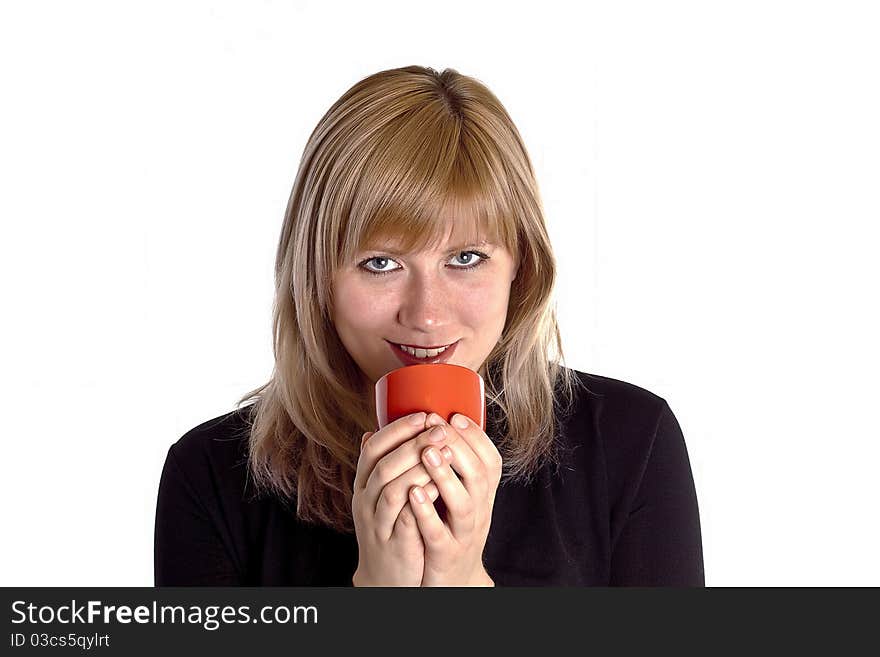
[332,279,382,331]
[455,279,511,326]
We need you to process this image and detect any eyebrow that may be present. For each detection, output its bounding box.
[361,239,494,255]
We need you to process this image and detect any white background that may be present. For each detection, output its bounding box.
[1,0,877,586]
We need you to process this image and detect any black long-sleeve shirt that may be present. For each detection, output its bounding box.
[154,368,705,586]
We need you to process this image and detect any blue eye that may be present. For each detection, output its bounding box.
[359,250,491,277]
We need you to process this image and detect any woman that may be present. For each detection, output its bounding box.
[154,65,705,586]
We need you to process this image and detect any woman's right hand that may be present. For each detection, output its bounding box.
[351,411,452,586]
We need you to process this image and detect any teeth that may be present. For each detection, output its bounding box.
[398,344,449,358]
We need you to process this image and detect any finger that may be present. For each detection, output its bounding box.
[421,445,473,539]
[409,483,450,549]
[392,481,440,543]
[392,503,422,543]
[426,419,485,495]
[424,413,469,451]
[362,425,450,520]
[363,423,450,500]
[374,463,434,542]
[424,481,440,501]
[449,413,504,482]
[354,412,426,491]
[373,449,449,542]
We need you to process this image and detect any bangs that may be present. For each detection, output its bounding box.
[335,109,520,265]
[356,186,513,257]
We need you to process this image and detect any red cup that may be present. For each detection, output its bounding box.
[375,363,486,430]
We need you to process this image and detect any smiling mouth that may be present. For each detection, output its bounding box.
[386,338,457,350]
[387,339,460,365]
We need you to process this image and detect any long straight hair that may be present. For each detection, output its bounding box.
[236,65,585,533]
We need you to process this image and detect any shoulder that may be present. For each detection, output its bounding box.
[558,367,691,506]
[170,405,254,461]
[558,366,674,457]
[562,366,669,422]
[164,405,256,493]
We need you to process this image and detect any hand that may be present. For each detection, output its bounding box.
[351,412,451,586]
[407,412,502,586]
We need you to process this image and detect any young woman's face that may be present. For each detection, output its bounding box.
[331,228,518,386]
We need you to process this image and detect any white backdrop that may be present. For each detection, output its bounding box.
[1,0,877,586]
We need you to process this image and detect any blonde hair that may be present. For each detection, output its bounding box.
[236,65,585,533]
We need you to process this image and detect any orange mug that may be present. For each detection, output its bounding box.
[375,363,486,431]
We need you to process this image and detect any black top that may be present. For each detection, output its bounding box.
[154,368,705,586]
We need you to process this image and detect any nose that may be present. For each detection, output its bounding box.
[396,272,454,334]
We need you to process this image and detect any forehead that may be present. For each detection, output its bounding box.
[360,210,497,253]
[362,231,493,254]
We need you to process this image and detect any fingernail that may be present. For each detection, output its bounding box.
[411,486,426,503]
[441,446,453,461]
[424,447,442,467]
[428,425,446,442]
[427,412,446,426]
[452,414,469,429]
[409,412,427,425]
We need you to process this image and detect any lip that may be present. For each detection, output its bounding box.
[387,339,460,366]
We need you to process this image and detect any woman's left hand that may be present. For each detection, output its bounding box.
[407,411,502,586]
